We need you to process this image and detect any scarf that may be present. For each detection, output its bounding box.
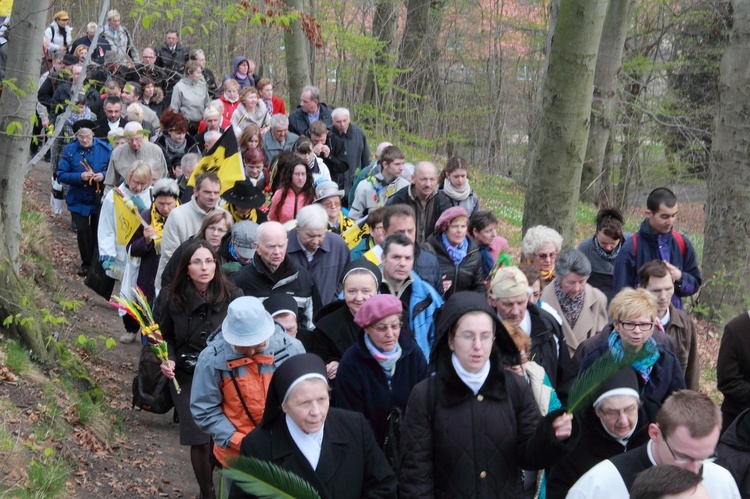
[554,278,585,328]
[127,190,148,212]
[227,203,258,222]
[608,330,661,383]
[443,178,471,201]
[593,234,622,262]
[364,333,402,379]
[164,136,186,155]
[149,200,177,255]
[451,353,490,395]
[442,233,468,266]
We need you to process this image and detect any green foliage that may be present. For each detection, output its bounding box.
[567,348,649,414]
[23,452,74,498]
[73,334,117,359]
[5,340,30,374]
[223,456,321,499]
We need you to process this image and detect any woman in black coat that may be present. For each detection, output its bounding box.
[422,206,484,298]
[399,292,578,499]
[336,294,429,450]
[312,259,381,381]
[231,354,397,499]
[158,240,242,498]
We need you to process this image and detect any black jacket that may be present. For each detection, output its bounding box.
[527,303,576,402]
[93,116,128,138]
[545,404,650,498]
[312,300,359,364]
[304,128,349,177]
[718,312,750,432]
[386,185,453,245]
[288,102,333,137]
[422,234,484,298]
[231,255,321,332]
[717,408,750,498]
[399,292,578,498]
[231,408,397,499]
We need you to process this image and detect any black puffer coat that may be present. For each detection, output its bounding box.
[399,292,578,498]
[422,234,484,298]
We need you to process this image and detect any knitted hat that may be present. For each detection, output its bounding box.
[354,294,403,328]
[434,206,469,233]
[488,266,529,299]
[221,297,275,347]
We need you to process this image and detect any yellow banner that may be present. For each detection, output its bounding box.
[187,128,244,195]
[114,192,142,246]
[342,223,369,250]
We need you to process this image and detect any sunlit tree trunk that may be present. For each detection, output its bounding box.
[0,0,55,359]
[701,0,750,321]
[522,0,610,244]
[580,0,635,204]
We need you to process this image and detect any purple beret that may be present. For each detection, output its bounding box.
[354,294,403,328]
[434,206,469,233]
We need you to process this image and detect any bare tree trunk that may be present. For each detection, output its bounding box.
[0,0,55,359]
[701,0,750,321]
[522,0,610,244]
[580,0,635,204]
[616,82,644,210]
[363,0,399,107]
[284,0,312,107]
[395,0,430,130]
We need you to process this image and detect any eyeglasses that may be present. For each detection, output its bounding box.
[456,332,494,344]
[663,432,718,464]
[619,321,654,332]
[535,251,557,261]
[372,322,402,333]
[323,200,341,209]
[598,405,638,421]
[189,258,216,267]
[206,226,228,235]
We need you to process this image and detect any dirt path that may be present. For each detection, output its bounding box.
[24,160,199,498]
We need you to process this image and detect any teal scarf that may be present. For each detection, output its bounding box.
[608,330,660,383]
[364,333,402,379]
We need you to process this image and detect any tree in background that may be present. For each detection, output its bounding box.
[701,0,750,321]
[522,0,610,244]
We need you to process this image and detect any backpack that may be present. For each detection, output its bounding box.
[132,343,174,414]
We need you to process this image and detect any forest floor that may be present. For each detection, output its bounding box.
[0,161,723,497]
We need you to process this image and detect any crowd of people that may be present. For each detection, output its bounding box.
[29,10,748,499]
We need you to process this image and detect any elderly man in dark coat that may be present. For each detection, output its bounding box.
[330,107,370,197]
[286,204,350,306]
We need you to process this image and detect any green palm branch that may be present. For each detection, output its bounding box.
[567,348,649,414]
[221,456,321,499]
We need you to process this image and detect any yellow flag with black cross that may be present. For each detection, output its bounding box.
[187,128,245,195]
[113,188,143,246]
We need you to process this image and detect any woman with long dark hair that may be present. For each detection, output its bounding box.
[158,240,242,498]
[268,151,315,224]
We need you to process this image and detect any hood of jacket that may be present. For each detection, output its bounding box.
[232,56,249,75]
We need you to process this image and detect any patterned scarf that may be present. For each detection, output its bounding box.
[593,235,622,262]
[149,200,177,255]
[227,203,259,223]
[364,333,402,379]
[608,330,661,383]
[443,178,471,201]
[442,233,468,266]
[554,278,585,328]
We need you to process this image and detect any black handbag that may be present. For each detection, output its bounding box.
[84,247,116,299]
[132,343,174,414]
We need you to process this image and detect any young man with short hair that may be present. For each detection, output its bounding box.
[613,187,702,310]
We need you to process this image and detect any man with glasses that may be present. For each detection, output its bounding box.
[568,390,740,498]
[104,122,167,189]
[156,172,222,291]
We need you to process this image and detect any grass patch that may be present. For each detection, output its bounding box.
[5,341,30,375]
[21,454,74,498]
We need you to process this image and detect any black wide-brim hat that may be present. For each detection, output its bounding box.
[72,119,97,135]
[223,180,265,209]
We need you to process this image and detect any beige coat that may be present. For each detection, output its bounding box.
[542,282,608,357]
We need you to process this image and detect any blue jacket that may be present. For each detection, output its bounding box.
[57,138,112,216]
[612,219,701,310]
[406,271,444,362]
[336,331,429,445]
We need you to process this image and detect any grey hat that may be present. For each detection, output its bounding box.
[314,180,344,203]
[221,296,276,347]
[232,220,258,260]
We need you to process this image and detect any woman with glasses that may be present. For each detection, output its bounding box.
[158,239,241,499]
[521,225,563,285]
[159,211,234,290]
[578,288,685,421]
[541,249,608,356]
[400,292,578,498]
[313,180,355,235]
[336,294,428,455]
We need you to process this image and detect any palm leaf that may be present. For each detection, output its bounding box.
[567,348,649,414]
[221,456,321,499]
